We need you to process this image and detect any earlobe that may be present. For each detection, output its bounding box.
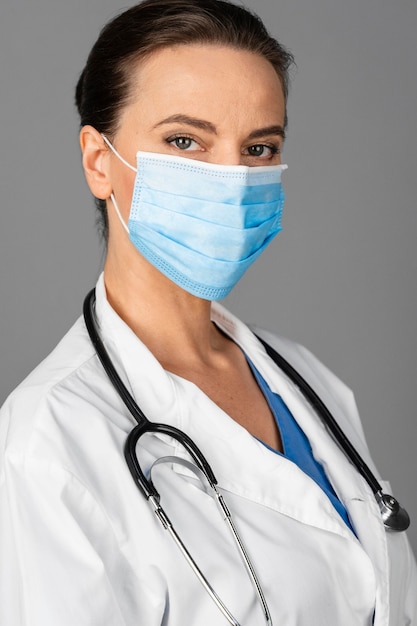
[80,125,112,200]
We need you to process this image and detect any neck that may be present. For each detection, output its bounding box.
[103,246,225,368]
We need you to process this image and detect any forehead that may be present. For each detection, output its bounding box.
[122,44,286,129]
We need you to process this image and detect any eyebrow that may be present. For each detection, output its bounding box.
[153,114,217,133]
[247,125,286,142]
[153,115,285,141]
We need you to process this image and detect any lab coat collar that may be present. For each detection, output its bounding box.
[93,275,388,623]
[94,275,180,426]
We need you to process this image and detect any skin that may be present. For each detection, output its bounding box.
[80,44,286,451]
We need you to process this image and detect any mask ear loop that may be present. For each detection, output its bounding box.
[101,134,137,172]
[109,193,130,235]
[101,134,136,235]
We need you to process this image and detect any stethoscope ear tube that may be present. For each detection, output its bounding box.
[257,336,410,532]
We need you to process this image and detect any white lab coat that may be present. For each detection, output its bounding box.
[0,274,416,626]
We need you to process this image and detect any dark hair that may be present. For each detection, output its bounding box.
[75,0,295,240]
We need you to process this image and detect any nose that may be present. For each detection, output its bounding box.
[209,142,243,166]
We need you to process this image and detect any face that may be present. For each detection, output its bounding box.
[106,43,286,222]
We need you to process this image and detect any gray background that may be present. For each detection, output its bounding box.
[0,0,416,553]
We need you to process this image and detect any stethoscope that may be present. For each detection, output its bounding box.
[83,288,410,626]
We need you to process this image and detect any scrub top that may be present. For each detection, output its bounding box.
[247,357,354,531]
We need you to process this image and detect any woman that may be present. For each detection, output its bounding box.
[0,1,415,624]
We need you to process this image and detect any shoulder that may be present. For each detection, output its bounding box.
[7,315,95,395]
[0,312,135,524]
[0,316,114,462]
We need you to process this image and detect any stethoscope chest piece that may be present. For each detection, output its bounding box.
[376,491,410,532]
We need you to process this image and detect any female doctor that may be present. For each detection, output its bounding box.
[0,0,416,624]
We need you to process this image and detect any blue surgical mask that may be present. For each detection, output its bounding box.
[103,136,287,300]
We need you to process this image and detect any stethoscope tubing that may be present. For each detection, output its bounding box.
[125,422,217,498]
[83,289,148,426]
[257,338,382,494]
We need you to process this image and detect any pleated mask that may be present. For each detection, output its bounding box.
[103,136,287,300]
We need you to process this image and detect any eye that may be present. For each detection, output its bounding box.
[245,144,280,158]
[166,135,201,151]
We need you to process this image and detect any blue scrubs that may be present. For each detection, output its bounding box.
[247,357,354,532]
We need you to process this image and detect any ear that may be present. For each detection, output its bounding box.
[79,125,112,200]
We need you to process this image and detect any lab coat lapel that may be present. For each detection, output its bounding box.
[169,370,359,538]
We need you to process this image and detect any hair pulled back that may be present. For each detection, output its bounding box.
[75,0,294,238]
